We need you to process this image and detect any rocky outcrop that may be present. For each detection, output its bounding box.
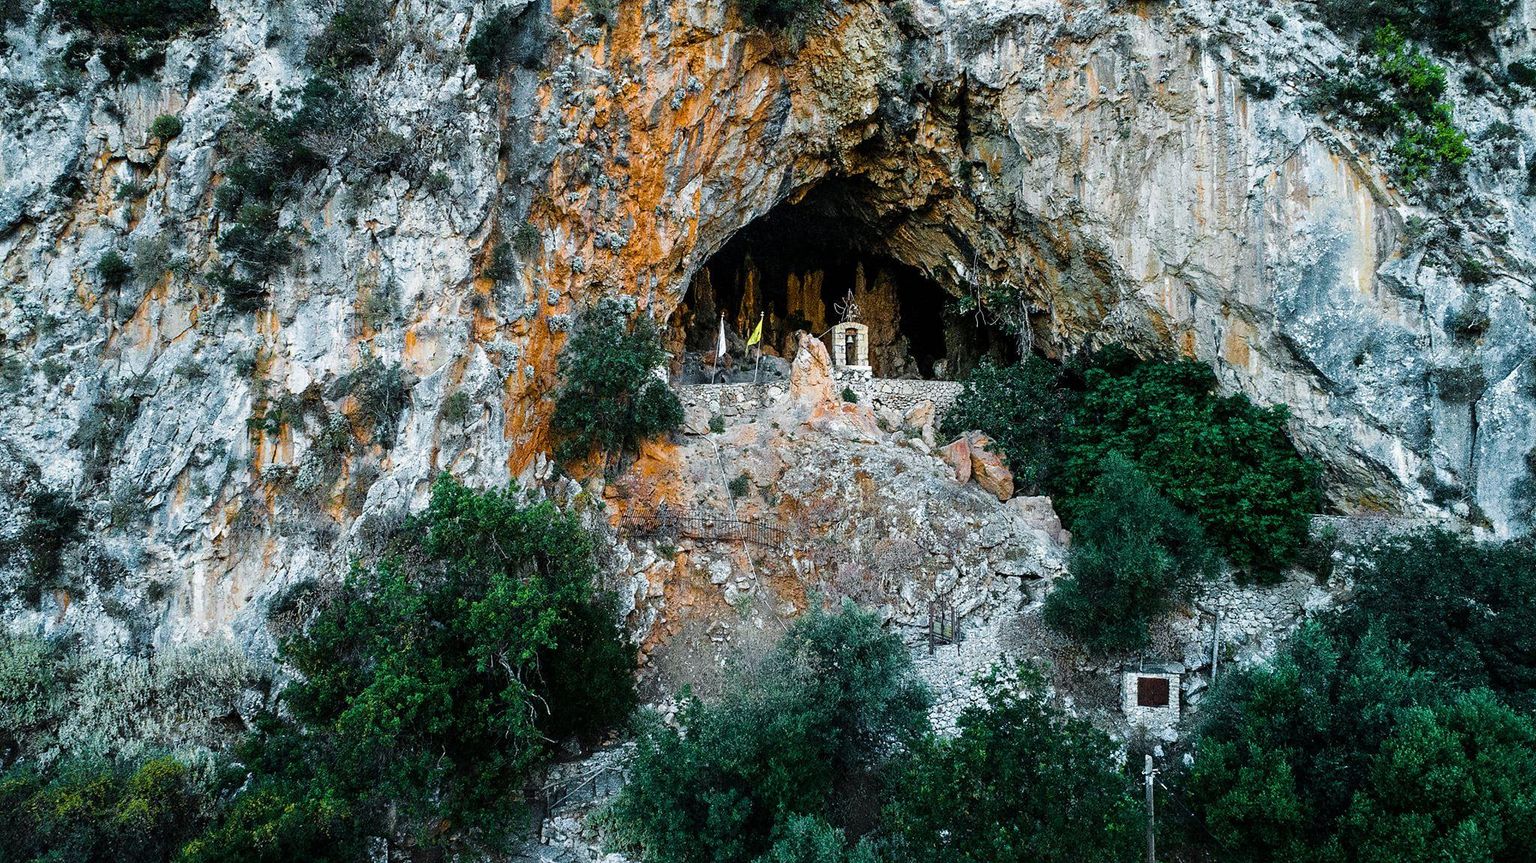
[0,0,1532,650]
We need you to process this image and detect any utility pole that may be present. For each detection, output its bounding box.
[1144,754,1157,863]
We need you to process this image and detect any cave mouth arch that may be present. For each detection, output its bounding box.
[665,178,1017,384]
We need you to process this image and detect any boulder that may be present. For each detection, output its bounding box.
[788,332,835,405]
[1006,495,1069,545]
[965,432,1014,501]
[904,399,937,447]
[940,436,971,483]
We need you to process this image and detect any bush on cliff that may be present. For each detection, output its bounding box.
[1326,529,1536,709]
[607,601,928,863]
[1044,453,1216,653]
[882,667,1143,863]
[1058,357,1320,582]
[1187,622,1536,863]
[735,0,828,38]
[187,475,636,858]
[1315,0,1510,55]
[941,356,1074,495]
[552,300,683,469]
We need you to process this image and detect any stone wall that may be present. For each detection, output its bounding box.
[676,376,962,430]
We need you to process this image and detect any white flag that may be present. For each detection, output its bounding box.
[717,314,727,359]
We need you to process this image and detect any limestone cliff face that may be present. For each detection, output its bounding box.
[0,0,1532,646]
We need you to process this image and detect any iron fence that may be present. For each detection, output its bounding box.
[619,504,789,549]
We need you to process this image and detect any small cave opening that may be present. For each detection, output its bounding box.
[665,181,1016,384]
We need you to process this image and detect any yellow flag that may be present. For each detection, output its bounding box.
[746,314,763,347]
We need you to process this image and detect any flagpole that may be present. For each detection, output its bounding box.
[752,313,764,384]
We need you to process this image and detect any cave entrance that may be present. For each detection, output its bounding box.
[665,180,1015,384]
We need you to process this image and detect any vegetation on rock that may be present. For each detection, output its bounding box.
[552,300,684,468]
[1057,357,1320,581]
[1,478,635,862]
[611,603,1144,863]
[609,602,928,863]
[883,668,1143,863]
[1044,453,1215,653]
[1311,26,1470,188]
[942,356,1072,494]
[466,5,546,78]
[1316,0,1510,55]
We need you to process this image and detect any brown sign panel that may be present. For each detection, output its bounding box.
[1137,676,1171,708]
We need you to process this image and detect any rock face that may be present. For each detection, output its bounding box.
[605,340,1069,695]
[0,0,1533,647]
[964,433,1014,502]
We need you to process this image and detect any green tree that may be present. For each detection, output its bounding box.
[1044,453,1216,653]
[1184,618,1536,863]
[608,601,928,863]
[191,475,636,856]
[0,756,214,863]
[754,815,878,863]
[882,666,1142,863]
[1316,0,1511,56]
[551,299,683,468]
[1059,359,1319,580]
[940,356,1074,493]
[1329,530,1536,709]
[1334,690,1536,862]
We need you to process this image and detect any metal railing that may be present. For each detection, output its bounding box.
[620,504,788,549]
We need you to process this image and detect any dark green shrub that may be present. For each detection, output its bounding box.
[735,0,828,35]
[1241,75,1279,99]
[482,239,516,281]
[1058,358,1320,581]
[1430,363,1485,402]
[55,0,213,77]
[1312,26,1469,188]
[535,593,638,746]
[608,602,928,863]
[439,390,472,426]
[840,386,858,403]
[1328,530,1536,708]
[1444,299,1490,338]
[882,666,1142,863]
[0,755,216,863]
[213,78,363,308]
[148,113,182,141]
[466,5,546,78]
[305,0,389,70]
[941,356,1073,494]
[1188,622,1536,863]
[709,414,725,434]
[1315,0,1511,55]
[223,475,635,855]
[55,0,212,39]
[9,490,83,603]
[96,251,131,288]
[754,815,877,863]
[1044,453,1216,653]
[333,355,411,446]
[728,472,750,498]
[1509,59,1536,88]
[551,300,683,467]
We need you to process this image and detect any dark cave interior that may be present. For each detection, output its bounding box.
[666,180,1016,383]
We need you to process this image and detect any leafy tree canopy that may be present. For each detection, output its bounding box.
[1044,452,1216,653]
[882,666,1143,863]
[551,299,683,468]
[1189,621,1536,863]
[941,356,1074,494]
[1059,358,1320,580]
[608,601,929,863]
[1329,529,1536,710]
[188,474,636,858]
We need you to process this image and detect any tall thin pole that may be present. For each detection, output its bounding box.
[1144,754,1157,863]
[1211,610,1221,682]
